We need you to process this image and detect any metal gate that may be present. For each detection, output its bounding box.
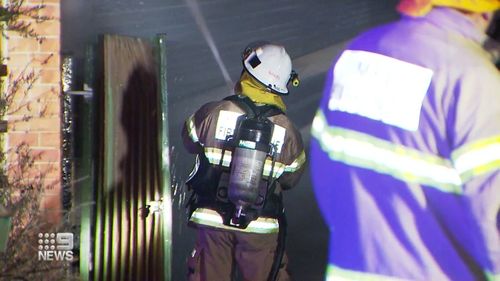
[91,34,171,281]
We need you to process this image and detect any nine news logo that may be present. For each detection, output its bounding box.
[37,232,74,261]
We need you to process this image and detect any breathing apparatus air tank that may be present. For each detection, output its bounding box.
[228,116,273,222]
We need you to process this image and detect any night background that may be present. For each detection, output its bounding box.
[61,1,399,280]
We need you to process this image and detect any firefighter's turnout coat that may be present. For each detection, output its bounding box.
[311,7,500,281]
[183,95,306,234]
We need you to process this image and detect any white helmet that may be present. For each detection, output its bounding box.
[242,44,298,95]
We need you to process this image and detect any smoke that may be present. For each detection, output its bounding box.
[184,0,234,91]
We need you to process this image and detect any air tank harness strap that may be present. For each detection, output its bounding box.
[219,94,282,171]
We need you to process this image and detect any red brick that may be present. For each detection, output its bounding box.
[39,194,62,225]
[6,103,38,117]
[5,53,33,68]
[36,163,60,179]
[8,38,39,53]
[32,148,60,162]
[3,150,59,185]
[10,117,60,132]
[39,132,60,147]
[4,0,62,196]
[40,69,60,84]
[40,100,60,117]
[5,162,41,180]
[34,53,59,68]
[40,194,61,210]
[37,4,60,19]
[33,117,60,131]
[27,85,58,98]
[6,67,40,87]
[40,38,60,53]
[8,98,60,118]
[33,20,61,37]
[7,162,59,182]
[8,132,38,146]
[41,177,61,194]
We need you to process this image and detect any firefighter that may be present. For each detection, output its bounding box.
[182,43,306,281]
[310,1,500,280]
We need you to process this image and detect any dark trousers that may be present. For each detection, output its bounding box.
[187,226,290,281]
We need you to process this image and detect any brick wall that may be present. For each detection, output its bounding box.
[5,0,61,224]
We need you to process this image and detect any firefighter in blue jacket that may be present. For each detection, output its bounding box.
[310,0,500,280]
[182,43,305,281]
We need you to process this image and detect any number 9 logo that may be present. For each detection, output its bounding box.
[56,233,73,250]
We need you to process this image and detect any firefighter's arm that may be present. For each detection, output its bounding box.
[182,102,218,155]
[277,124,306,190]
[182,114,203,154]
[277,152,306,190]
[450,64,500,275]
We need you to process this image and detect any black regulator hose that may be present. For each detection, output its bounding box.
[268,211,287,281]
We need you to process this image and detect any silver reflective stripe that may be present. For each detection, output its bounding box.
[326,265,411,281]
[311,110,462,193]
[204,147,232,167]
[186,114,199,143]
[189,208,279,234]
[263,160,285,178]
[451,136,500,183]
[204,146,290,178]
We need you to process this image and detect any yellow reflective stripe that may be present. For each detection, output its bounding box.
[326,265,411,281]
[189,208,279,234]
[311,110,462,193]
[204,147,232,167]
[186,114,199,143]
[485,271,500,281]
[284,150,306,173]
[263,160,285,178]
[451,136,500,183]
